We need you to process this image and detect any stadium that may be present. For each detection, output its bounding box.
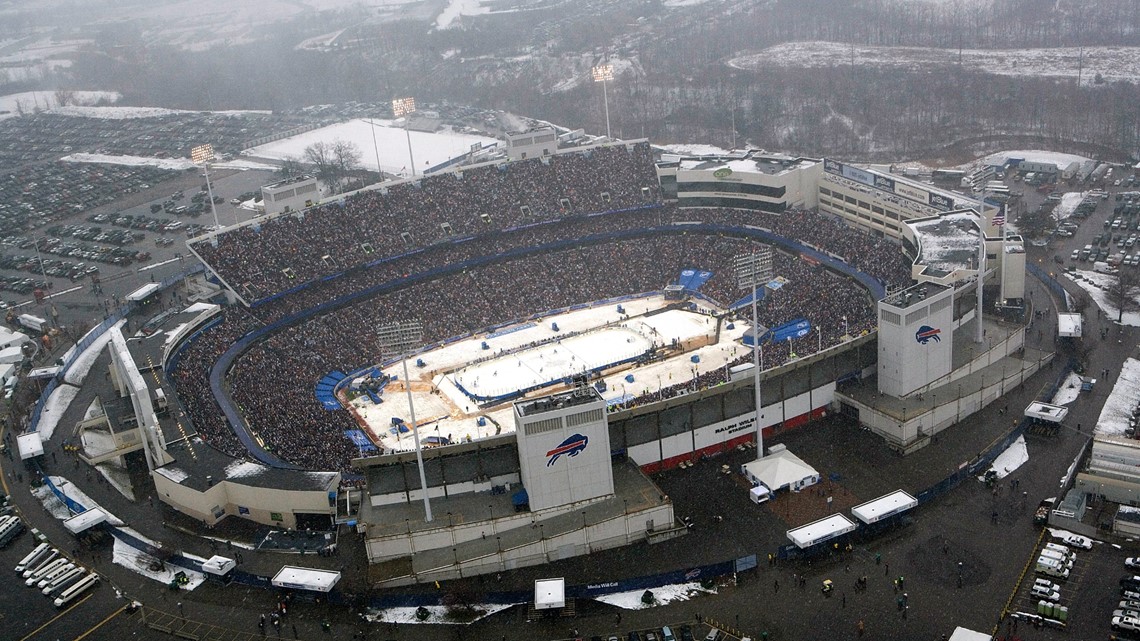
[37,136,1033,588]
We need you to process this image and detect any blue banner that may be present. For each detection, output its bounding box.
[677,268,714,291]
[771,319,812,343]
[345,430,375,449]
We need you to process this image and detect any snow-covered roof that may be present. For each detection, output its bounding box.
[906,212,982,277]
[786,513,857,549]
[1057,313,1082,338]
[850,490,917,524]
[271,566,340,592]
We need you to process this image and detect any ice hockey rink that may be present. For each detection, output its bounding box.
[349,294,753,453]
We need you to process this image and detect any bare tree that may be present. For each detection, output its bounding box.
[277,156,305,178]
[1111,267,1140,324]
[302,139,362,194]
[53,89,76,108]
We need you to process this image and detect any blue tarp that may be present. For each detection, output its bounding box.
[345,430,376,450]
[677,268,714,291]
[770,318,811,343]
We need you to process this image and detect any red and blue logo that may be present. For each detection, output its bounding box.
[547,433,589,466]
[915,325,941,345]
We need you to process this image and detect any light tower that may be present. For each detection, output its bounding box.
[377,320,432,522]
[735,246,774,457]
[591,64,614,139]
[391,97,417,176]
[191,144,221,246]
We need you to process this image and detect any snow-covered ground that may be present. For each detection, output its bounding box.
[1051,192,1088,222]
[982,150,1090,171]
[62,152,277,172]
[594,581,716,609]
[112,537,206,591]
[434,0,490,29]
[727,42,1140,86]
[37,383,80,440]
[1051,372,1083,406]
[1094,357,1140,437]
[1046,527,1095,549]
[657,143,732,157]
[244,118,498,175]
[980,435,1028,481]
[1063,270,1140,326]
[363,603,514,624]
[63,319,123,386]
[0,90,120,120]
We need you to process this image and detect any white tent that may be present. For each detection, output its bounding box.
[0,345,24,365]
[740,444,819,493]
[1057,313,1081,338]
[534,577,566,610]
[948,627,991,641]
[0,328,31,351]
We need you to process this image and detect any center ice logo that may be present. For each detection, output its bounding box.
[915,325,941,345]
[546,433,589,466]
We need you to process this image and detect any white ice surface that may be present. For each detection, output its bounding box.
[244,118,498,175]
[594,581,715,609]
[354,298,742,452]
[1051,373,1083,406]
[63,319,124,386]
[1095,357,1140,437]
[37,383,79,440]
[979,435,1028,480]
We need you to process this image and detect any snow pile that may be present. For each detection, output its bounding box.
[1052,192,1088,222]
[213,158,279,171]
[62,153,196,170]
[1047,527,1095,548]
[1051,373,1084,405]
[63,319,123,385]
[51,106,191,119]
[112,537,206,591]
[1094,357,1140,437]
[594,581,715,609]
[363,603,514,625]
[434,0,490,30]
[37,384,80,440]
[979,435,1028,481]
[0,90,120,121]
[1063,270,1140,326]
[31,483,76,520]
[225,460,269,479]
[658,144,732,157]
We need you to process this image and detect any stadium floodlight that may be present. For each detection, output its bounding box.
[975,188,986,344]
[391,97,417,176]
[735,247,774,458]
[591,64,614,139]
[191,144,222,246]
[377,319,432,523]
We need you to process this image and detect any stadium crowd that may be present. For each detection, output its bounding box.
[175,222,889,471]
[190,142,660,299]
[168,143,922,471]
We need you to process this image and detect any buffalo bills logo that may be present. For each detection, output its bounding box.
[915,325,941,344]
[547,433,589,466]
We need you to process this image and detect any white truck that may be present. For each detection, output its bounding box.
[16,314,48,333]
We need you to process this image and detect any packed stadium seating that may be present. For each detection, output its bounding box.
[170,144,913,472]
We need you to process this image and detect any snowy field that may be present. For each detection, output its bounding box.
[1094,357,1140,437]
[727,42,1140,85]
[1063,270,1140,327]
[244,118,498,175]
[352,298,747,452]
[61,152,278,172]
[0,90,120,120]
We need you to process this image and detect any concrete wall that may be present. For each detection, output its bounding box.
[154,472,338,530]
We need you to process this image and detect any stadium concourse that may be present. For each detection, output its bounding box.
[173,143,913,476]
